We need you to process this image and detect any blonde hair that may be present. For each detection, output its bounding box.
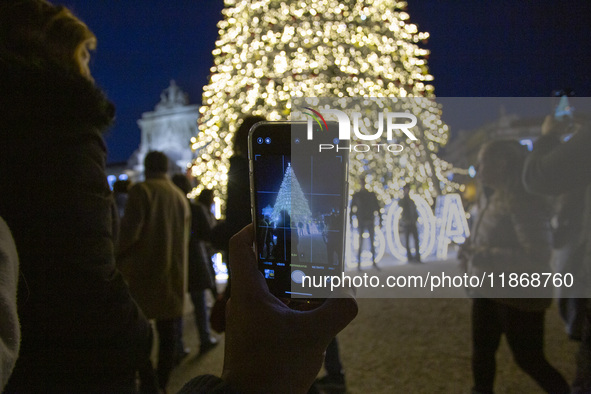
[0,0,96,76]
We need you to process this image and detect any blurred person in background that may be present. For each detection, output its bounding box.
[460,140,569,394]
[399,183,421,263]
[523,115,591,393]
[118,152,190,391]
[350,177,382,269]
[209,115,265,333]
[172,175,218,356]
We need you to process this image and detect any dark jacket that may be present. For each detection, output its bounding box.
[523,129,591,298]
[399,195,418,226]
[226,155,252,234]
[211,155,251,251]
[188,202,216,292]
[351,189,380,224]
[0,56,151,389]
[467,190,553,311]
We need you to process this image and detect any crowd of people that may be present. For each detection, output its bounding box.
[1,1,591,393]
[0,1,356,392]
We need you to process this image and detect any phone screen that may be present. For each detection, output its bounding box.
[554,94,574,122]
[249,121,348,300]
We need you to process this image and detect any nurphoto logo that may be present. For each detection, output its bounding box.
[301,107,418,153]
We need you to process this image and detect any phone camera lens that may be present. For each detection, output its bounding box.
[265,137,271,144]
[257,137,263,144]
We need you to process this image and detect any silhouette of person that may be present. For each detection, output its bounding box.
[172,175,218,356]
[113,179,131,219]
[259,214,274,259]
[350,177,382,269]
[272,210,296,263]
[400,184,421,262]
[209,115,266,334]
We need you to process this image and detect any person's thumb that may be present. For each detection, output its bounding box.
[228,224,266,297]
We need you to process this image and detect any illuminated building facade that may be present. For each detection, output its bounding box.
[127,80,199,182]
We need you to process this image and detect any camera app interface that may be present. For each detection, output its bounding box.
[253,146,347,297]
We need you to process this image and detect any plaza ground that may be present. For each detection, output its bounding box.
[166,256,579,394]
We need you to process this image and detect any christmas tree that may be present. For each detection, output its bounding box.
[272,163,312,224]
[190,0,463,207]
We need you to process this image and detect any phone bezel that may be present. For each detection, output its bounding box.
[247,121,349,304]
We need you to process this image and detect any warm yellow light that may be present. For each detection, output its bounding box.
[190,0,462,214]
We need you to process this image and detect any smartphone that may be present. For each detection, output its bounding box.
[248,121,349,302]
[554,94,574,122]
[552,90,575,141]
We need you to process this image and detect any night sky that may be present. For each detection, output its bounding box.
[62,0,591,164]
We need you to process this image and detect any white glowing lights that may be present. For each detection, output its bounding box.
[435,194,470,259]
[189,0,461,208]
[385,193,437,261]
[346,193,470,267]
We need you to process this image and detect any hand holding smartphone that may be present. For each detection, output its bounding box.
[248,121,349,304]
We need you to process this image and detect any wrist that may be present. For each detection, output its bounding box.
[222,364,311,394]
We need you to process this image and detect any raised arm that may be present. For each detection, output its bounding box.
[523,122,591,196]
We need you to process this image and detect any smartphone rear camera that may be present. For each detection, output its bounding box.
[257,137,264,144]
[265,137,272,144]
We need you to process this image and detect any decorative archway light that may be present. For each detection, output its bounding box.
[435,193,470,259]
[214,192,471,279]
[343,193,470,270]
[385,194,437,261]
[346,218,387,269]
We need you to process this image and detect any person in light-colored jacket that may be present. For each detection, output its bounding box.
[117,151,190,391]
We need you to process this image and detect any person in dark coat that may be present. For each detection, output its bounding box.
[350,177,382,269]
[196,189,220,300]
[113,179,132,220]
[523,115,591,393]
[0,1,153,391]
[460,140,569,394]
[212,115,266,251]
[172,175,218,354]
[208,116,265,333]
[399,184,421,262]
[549,189,587,340]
